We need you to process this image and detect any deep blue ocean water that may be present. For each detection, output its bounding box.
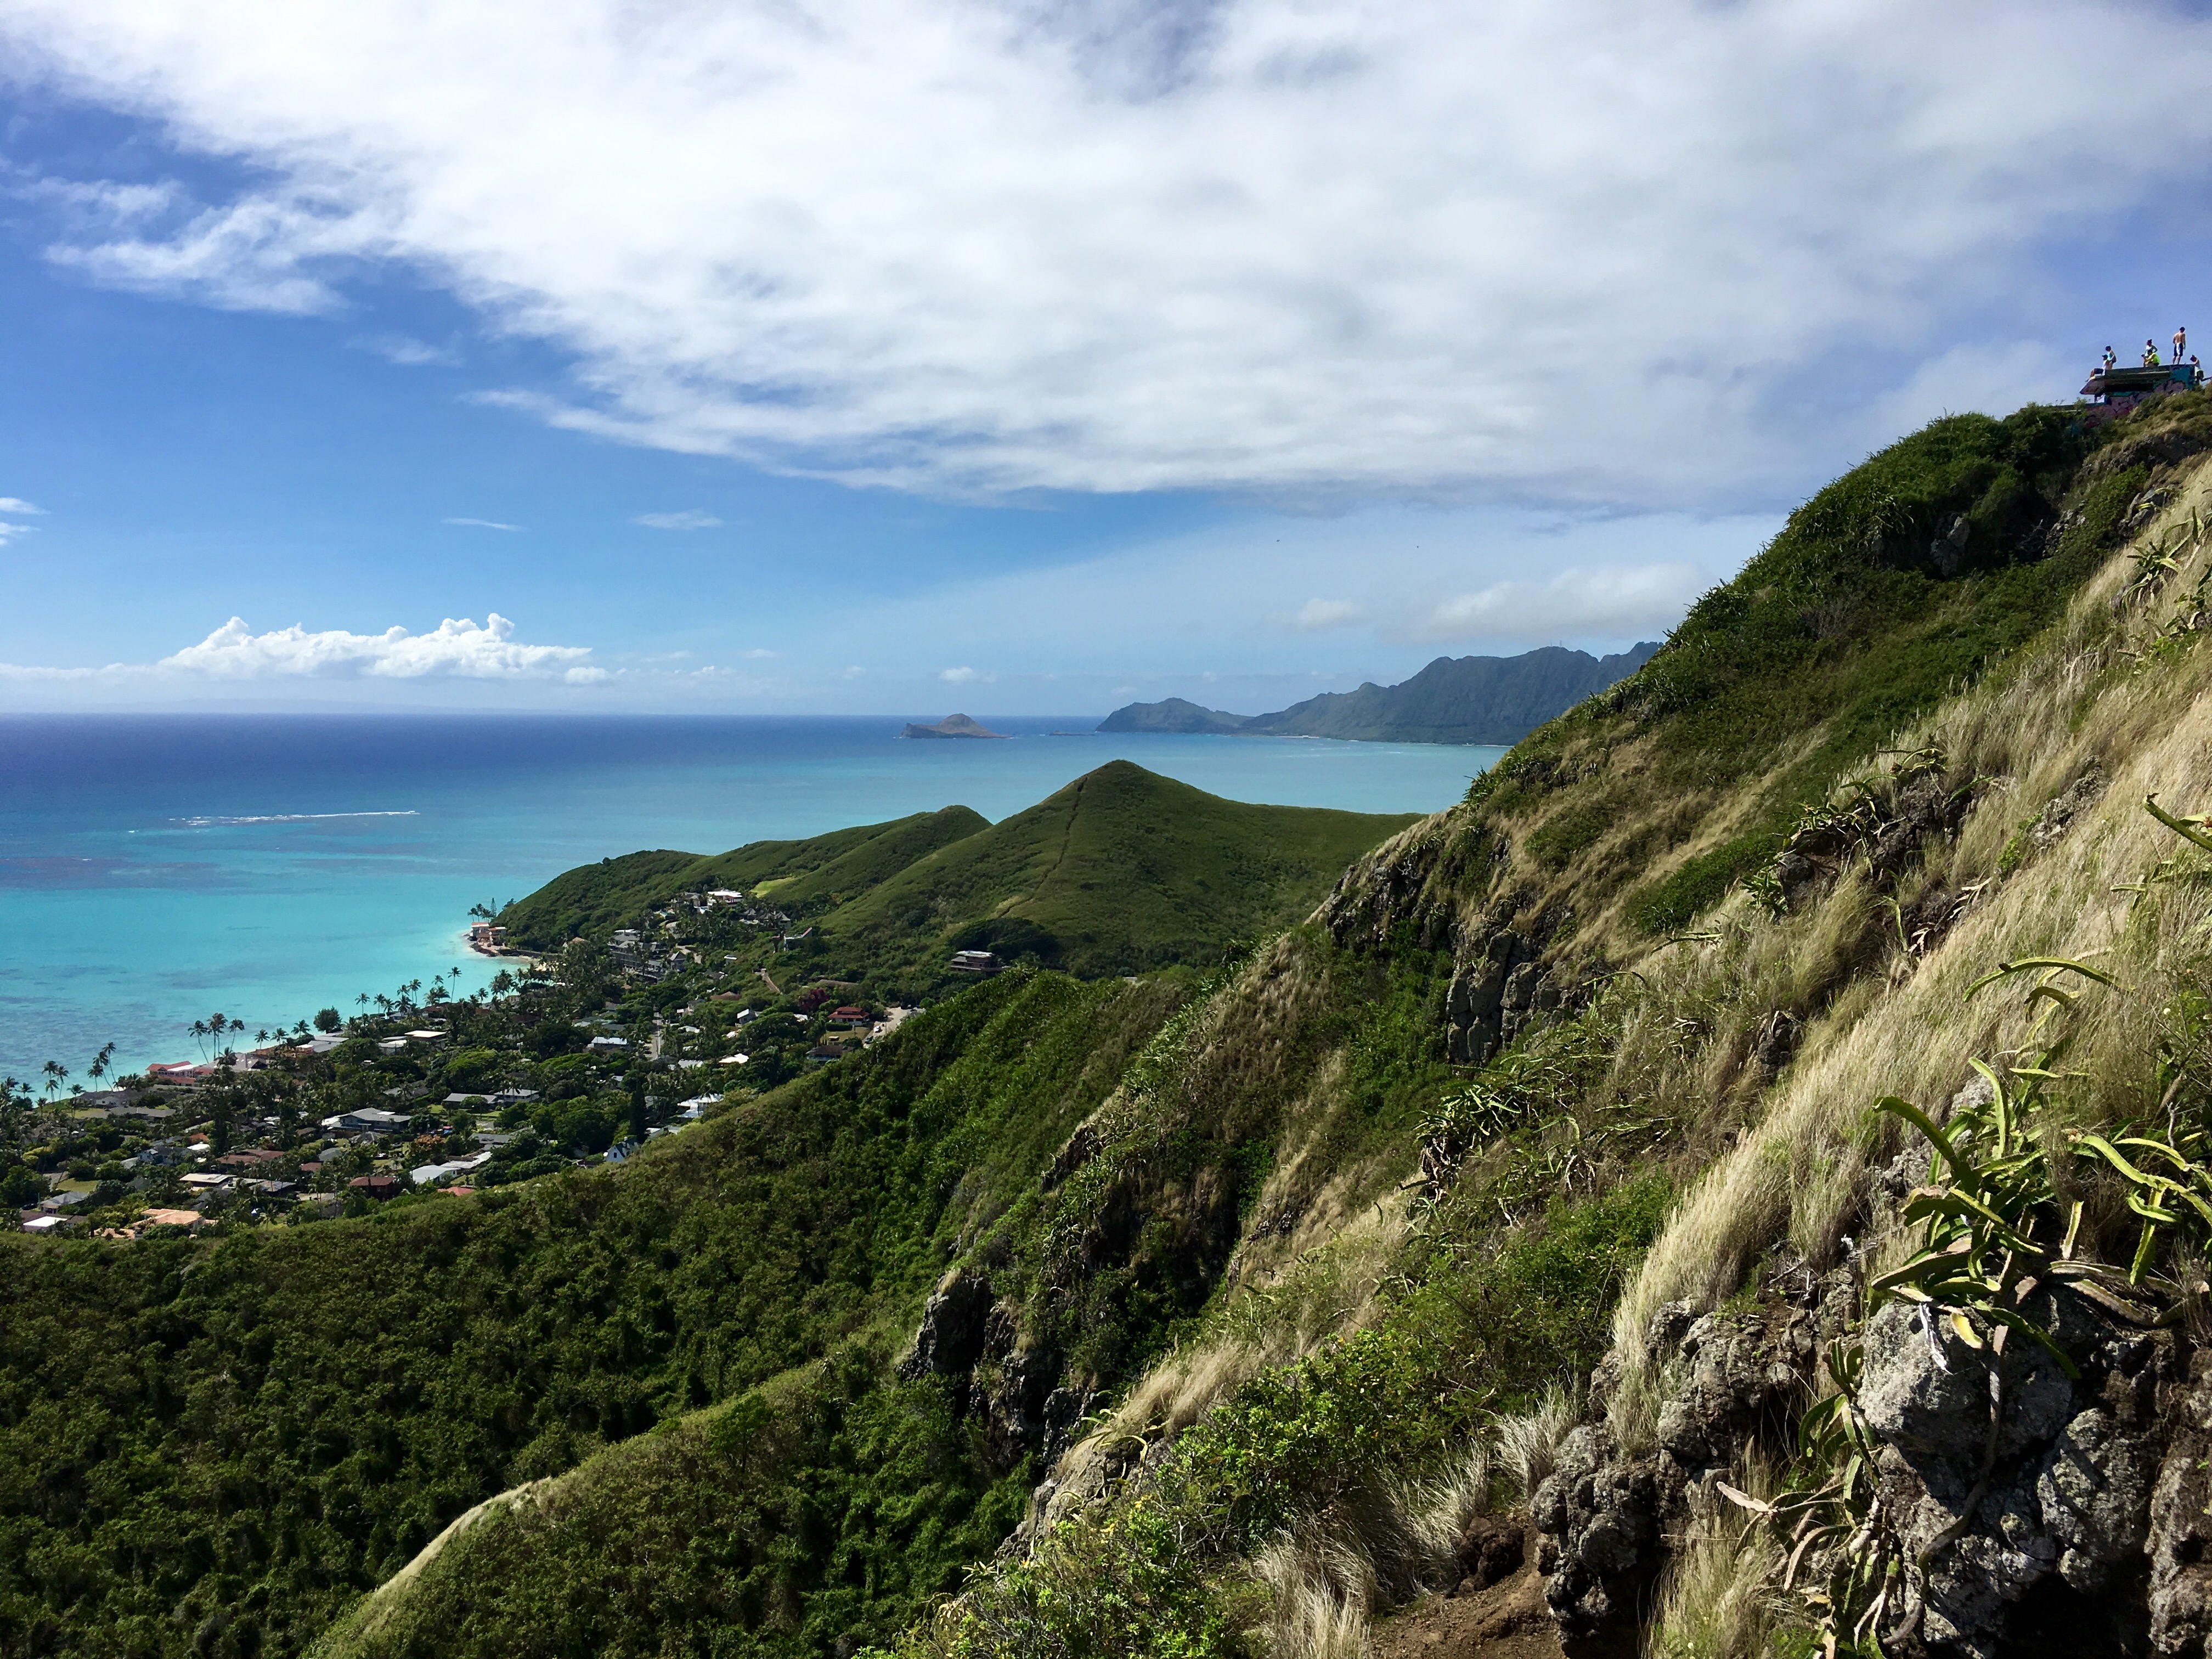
[0,714,1500,1081]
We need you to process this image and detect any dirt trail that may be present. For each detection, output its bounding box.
[1372,1558,1565,1659]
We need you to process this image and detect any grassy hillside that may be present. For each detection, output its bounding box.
[17,395,2212,1659]
[900,394,2212,1658]
[0,971,1182,1659]
[500,808,989,950]
[503,761,1415,986]
[820,760,1418,977]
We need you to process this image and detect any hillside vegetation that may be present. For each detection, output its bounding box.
[13,391,2212,1659]
[502,760,1416,985]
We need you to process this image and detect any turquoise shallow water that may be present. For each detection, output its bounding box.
[0,714,1500,1081]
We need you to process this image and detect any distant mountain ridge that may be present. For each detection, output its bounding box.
[1097,642,1660,745]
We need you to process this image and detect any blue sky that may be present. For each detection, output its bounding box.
[3,0,2211,716]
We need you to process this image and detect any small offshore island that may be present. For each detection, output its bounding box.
[897,711,1008,739]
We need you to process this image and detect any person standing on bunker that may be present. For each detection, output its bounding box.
[2176,325,2188,364]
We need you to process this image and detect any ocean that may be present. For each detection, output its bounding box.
[0,714,1501,1082]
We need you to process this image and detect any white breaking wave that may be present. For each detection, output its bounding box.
[173,810,421,827]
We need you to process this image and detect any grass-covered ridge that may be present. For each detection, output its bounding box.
[503,760,1418,984]
[499,805,990,949]
[1331,398,2212,962]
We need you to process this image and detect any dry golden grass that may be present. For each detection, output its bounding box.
[1611,459,2212,1387]
[1644,1455,1783,1659]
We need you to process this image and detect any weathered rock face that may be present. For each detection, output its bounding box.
[2143,1352,2212,1656]
[897,1267,995,1380]
[1532,1302,1817,1656]
[1442,929,1564,1065]
[1532,1421,1658,1655]
[1446,932,1516,1065]
[1538,1274,2186,1659]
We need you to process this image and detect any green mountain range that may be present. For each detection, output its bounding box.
[1097,640,1659,743]
[13,393,2212,1659]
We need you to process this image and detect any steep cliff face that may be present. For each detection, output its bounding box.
[913,393,2212,1659]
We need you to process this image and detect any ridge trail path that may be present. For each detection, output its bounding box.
[1374,1525,1564,1659]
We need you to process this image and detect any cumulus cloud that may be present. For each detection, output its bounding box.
[1413,565,1707,645]
[1277,598,1367,633]
[5,0,2209,504]
[939,665,982,684]
[633,510,723,530]
[443,516,522,531]
[157,613,596,679]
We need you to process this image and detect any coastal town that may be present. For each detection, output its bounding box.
[3,891,963,1239]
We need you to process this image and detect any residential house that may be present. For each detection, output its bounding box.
[320,1106,410,1135]
[949,950,1001,974]
[20,1214,74,1234]
[348,1173,402,1201]
[408,1152,491,1188]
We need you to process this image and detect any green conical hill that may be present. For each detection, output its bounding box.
[822,759,1419,977]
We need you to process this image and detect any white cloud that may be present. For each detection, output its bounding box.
[1277,598,1367,633]
[0,496,44,545]
[633,510,723,530]
[741,648,778,659]
[443,516,523,531]
[6,1,2209,504]
[1413,565,1707,645]
[360,333,460,366]
[939,665,981,684]
[156,613,595,679]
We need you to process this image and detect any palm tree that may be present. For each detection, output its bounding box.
[41,1059,67,1099]
[86,1043,115,1085]
[190,1018,211,1059]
